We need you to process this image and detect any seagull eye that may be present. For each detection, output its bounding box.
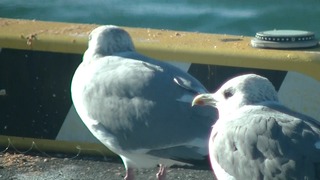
[223,89,234,99]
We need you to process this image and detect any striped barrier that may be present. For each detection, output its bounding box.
[0,18,320,156]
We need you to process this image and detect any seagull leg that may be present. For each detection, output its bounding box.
[156,164,166,180]
[124,168,134,180]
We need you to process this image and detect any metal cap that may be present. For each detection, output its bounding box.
[251,30,319,49]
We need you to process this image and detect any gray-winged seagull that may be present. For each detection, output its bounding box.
[71,25,215,180]
[192,74,320,179]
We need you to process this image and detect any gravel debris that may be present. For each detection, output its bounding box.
[0,151,215,180]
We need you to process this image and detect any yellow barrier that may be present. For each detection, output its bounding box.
[1,18,320,156]
[0,135,116,157]
[1,18,320,80]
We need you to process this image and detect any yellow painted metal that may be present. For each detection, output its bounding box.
[0,135,116,156]
[0,18,92,53]
[1,18,320,80]
[1,18,320,156]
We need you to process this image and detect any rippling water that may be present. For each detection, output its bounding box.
[0,0,320,36]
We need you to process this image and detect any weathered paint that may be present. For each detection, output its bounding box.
[1,18,320,80]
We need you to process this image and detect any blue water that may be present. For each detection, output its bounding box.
[0,0,320,36]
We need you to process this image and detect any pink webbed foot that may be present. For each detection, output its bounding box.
[124,168,134,180]
[156,164,166,180]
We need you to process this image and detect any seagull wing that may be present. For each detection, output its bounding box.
[211,102,320,179]
[73,53,215,157]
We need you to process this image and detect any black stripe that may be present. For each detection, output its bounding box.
[188,64,287,92]
[0,48,81,139]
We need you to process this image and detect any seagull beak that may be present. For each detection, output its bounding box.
[192,93,217,107]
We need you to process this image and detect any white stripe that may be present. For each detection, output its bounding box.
[167,61,191,72]
[55,105,100,143]
[315,140,320,149]
[0,89,6,96]
[278,71,320,122]
[176,94,194,103]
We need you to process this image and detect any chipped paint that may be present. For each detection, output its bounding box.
[0,18,320,81]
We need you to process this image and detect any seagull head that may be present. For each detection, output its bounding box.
[192,74,278,116]
[83,25,135,61]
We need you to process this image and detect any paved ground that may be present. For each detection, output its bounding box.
[0,151,215,180]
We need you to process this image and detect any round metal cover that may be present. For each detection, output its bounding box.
[251,30,319,49]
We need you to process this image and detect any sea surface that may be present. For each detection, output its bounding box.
[0,0,320,36]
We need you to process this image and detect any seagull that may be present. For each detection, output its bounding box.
[192,74,320,180]
[71,25,215,180]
